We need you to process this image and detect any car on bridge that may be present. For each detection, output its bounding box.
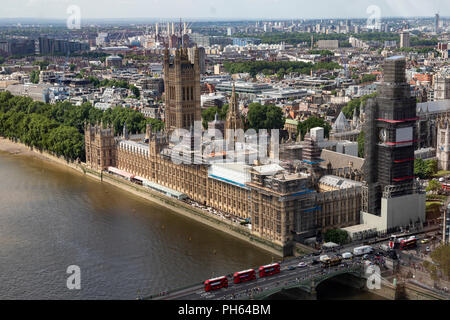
[298,262,307,268]
[342,252,353,260]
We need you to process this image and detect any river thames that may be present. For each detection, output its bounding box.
[0,151,381,300]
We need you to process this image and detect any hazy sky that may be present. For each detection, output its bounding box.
[1,0,449,20]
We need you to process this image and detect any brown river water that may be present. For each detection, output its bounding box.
[0,151,380,300]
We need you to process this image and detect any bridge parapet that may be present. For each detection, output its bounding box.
[242,265,364,300]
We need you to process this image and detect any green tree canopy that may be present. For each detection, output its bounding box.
[129,85,140,98]
[247,103,285,131]
[223,60,341,77]
[415,159,438,179]
[342,92,377,118]
[297,117,332,140]
[0,91,164,162]
[424,245,450,280]
[324,229,349,245]
[201,105,229,129]
[426,180,443,194]
[30,70,40,84]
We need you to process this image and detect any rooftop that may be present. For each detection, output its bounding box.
[319,175,363,189]
[252,163,285,176]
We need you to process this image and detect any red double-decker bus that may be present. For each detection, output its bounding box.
[233,269,256,284]
[204,276,228,292]
[400,238,417,250]
[258,263,281,278]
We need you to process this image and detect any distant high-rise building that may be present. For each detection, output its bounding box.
[188,47,205,74]
[316,39,339,49]
[400,32,410,48]
[36,37,88,55]
[169,34,179,48]
[435,13,440,33]
[0,38,35,56]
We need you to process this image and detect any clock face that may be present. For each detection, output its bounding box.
[379,128,387,143]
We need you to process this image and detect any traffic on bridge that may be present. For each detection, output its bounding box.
[148,243,389,300]
[146,228,447,300]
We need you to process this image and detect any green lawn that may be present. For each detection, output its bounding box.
[426,201,443,208]
[433,170,450,177]
[426,194,448,201]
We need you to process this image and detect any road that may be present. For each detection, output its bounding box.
[149,229,443,300]
[151,241,374,300]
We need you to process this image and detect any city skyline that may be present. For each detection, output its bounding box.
[1,0,449,21]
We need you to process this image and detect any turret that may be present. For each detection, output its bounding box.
[123,121,129,140]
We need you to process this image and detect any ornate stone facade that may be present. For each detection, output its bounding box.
[85,125,363,252]
[84,122,116,171]
[163,47,201,131]
[225,83,244,140]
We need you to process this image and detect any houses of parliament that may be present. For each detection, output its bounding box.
[85,47,363,255]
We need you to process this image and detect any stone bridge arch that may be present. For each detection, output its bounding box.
[252,266,363,300]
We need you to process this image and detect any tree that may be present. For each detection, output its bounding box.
[0,91,160,162]
[247,103,285,131]
[129,85,140,99]
[423,245,450,281]
[342,92,377,118]
[30,70,40,84]
[426,159,438,177]
[201,105,228,129]
[430,245,450,279]
[426,180,443,194]
[415,159,438,179]
[223,60,341,78]
[414,159,427,179]
[297,117,332,140]
[361,74,377,83]
[324,229,349,245]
